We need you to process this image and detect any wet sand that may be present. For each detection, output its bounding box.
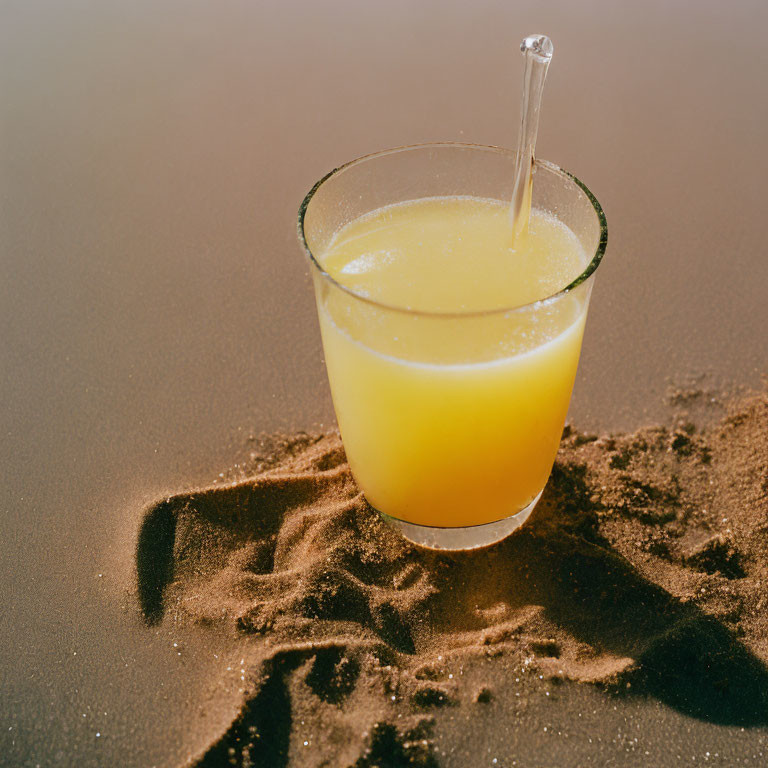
[2,1,768,766]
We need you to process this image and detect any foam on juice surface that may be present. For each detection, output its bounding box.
[320,196,587,313]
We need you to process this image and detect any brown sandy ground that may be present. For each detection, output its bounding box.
[136,391,768,767]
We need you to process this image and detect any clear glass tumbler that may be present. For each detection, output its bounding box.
[298,143,607,550]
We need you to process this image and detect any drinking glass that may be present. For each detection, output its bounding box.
[298,143,607,550]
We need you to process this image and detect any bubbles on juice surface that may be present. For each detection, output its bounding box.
[339,250,397,276]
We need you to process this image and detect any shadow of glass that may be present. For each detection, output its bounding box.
[425,467,768,727]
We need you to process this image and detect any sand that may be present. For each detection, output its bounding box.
[136,389,768,766]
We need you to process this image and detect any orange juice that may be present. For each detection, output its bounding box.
[316,196,588,528]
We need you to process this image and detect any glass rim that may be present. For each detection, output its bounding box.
[297,142,608,319]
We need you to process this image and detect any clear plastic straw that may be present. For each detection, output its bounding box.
[510,35,554,242]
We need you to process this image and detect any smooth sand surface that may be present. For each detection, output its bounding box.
[2,1,768,766]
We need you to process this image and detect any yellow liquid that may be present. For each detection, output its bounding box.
[316,197,589,528]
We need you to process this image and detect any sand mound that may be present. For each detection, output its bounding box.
[136,391,768,766]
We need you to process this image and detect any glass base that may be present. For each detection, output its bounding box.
[379,490,543,551]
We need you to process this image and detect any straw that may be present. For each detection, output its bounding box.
[510,35,554,242]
